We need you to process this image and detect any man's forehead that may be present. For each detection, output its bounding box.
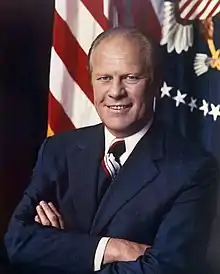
[91,36,142,64]
[94,35,139,52]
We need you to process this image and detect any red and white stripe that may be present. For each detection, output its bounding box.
[179,0,220,20]
[48,0,163,136]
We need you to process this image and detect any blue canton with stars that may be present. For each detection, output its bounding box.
[156,17,220,163]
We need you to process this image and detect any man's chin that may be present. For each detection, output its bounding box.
[105,124,135,138]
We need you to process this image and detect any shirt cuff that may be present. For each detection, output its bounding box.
[94,237,110,271]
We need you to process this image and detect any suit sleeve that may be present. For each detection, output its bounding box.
[98,157,219,274]
[4,138,101,274]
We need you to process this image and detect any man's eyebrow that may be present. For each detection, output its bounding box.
[94,73,112,76]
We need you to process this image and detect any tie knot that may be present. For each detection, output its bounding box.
[108,140,126,160]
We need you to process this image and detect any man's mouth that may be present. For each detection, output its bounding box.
[107,104,132,110]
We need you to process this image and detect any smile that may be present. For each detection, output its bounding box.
[107,104,132,110]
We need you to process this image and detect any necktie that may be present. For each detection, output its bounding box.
[98,140,126,203]
[103,140,126,179]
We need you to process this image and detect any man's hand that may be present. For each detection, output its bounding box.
[103,238,151,265]
[35,201,64,229]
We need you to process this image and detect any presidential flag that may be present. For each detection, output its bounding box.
[158,0,220,163]
[158,3,220,271]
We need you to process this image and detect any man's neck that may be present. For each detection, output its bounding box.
[104,117,153,157]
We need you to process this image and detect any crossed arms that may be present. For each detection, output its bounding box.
[34,200,149,266]
[4,139,218,274]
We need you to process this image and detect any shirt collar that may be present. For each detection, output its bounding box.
[104,117,153,156]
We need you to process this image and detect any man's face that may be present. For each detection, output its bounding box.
[91,36,154,137]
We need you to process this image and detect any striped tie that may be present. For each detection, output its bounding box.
[103,140,126,179]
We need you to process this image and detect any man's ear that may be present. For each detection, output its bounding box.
[150,75,163,100]
[155,78,163,100]
[87,68,92,84]
[154,44,164,100]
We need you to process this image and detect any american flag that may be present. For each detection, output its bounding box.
[48,0,163,136]
[179,0,220,20]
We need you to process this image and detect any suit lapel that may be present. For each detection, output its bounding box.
[67,124,104,232]
[91,122,165,235]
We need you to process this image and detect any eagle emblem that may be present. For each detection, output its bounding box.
[161,0,220,76]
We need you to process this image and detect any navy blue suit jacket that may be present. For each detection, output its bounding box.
[4,121,218,274]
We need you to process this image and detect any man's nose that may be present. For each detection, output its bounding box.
[108,78,126,99]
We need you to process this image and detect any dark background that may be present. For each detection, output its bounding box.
[1,0,54,241]
[0,1,220,273]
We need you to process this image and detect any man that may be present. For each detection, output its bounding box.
[4,27,218,274]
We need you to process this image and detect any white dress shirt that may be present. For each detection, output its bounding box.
[94,118,153,271]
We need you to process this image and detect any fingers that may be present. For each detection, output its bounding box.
[34,215,41,224]
[36,203,57,227]
[48,202,64,229]
[35,201,63,229]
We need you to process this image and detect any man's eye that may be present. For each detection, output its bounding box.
[124,75,141,83]
[97,76,111,81]
[127,75,139,80]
